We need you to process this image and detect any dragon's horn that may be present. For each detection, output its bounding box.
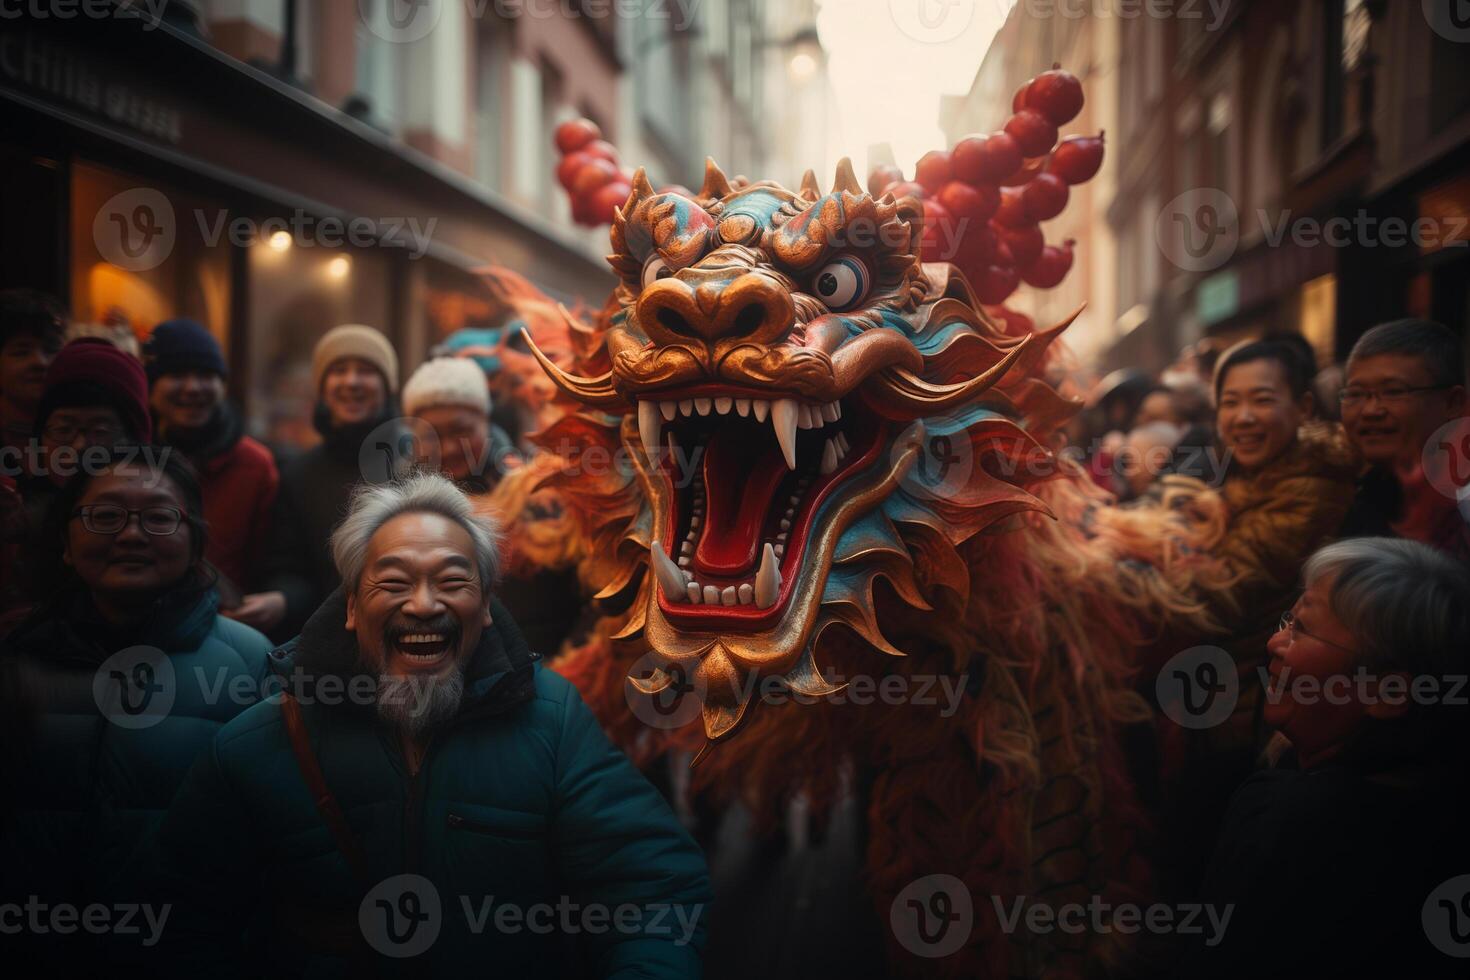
[799,169,822,200]
[699,157,733,200]
[831,157,862,195]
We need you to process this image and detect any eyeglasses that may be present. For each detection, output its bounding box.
[1277,609,1356,654]
[72,505,184,536]
[1338,384,1451,408]
[44,423,126,444]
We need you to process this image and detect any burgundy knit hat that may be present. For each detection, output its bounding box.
[35,338,153,444]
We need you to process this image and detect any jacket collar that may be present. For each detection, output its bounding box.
[271,588,540,720]
[7,587,219,664]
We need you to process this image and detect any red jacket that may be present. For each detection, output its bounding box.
[194,432,278,598]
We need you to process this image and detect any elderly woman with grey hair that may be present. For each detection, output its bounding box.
[154,472,711,977]
[1182,537,1470,978]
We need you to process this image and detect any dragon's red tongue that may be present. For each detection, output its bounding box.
[694,427,787,575]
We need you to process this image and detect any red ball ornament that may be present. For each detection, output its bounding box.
[1021,172,1070,221]
[914,150,954,195]
[588,181,633,225]
[1004,109,1059,158]
[1048,133,1106,184]
[1027,69,1084,126]
[938,180,1000,223]
[554,118,602,155]
[991,187,1030,228]
[570,158,620,197]
[1001,224,1045,267]
[920,199,957,260]
[868,164,904,198]
[974,133,1023,184]
[1021,240,1076,288]
[884,180,927,203]
[974,264,1020,305]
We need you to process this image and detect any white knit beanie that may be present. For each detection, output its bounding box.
[402,357,491,417]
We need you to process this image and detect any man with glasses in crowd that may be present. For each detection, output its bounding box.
[1337,318,1469,563]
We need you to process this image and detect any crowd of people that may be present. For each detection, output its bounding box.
[2,283,1468,975]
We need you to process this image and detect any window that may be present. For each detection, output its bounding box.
[355,1,401,132]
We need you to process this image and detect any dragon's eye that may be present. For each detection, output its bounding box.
[811,257,869,311]
[641,256,676,289]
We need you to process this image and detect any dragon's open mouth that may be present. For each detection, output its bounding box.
[636,386,878,627]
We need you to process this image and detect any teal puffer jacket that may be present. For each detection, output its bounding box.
[153,591,711,978]
[0,588,272,967]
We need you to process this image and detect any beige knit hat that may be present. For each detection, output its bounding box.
[402,357,491,417]
[312,324,399,393]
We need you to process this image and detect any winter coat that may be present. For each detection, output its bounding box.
[254,407,400,640]
[152,590,711,978]
[161,403,279,597]
[0,587,272,970]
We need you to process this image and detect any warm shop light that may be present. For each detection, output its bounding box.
[327,255,351,280]
[268,230,293,251]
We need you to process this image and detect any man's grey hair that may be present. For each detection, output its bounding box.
[1346,319,1466,388]
[331,472,502,594]
[1302,537,1470,676]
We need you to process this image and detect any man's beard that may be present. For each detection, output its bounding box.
[376,669,465,736]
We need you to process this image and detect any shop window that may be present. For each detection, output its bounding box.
[69,160,231,354]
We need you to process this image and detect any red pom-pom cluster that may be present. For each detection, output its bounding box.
[868,66,1103,315]
[555,119,646,227]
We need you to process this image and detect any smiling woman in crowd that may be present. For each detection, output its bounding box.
[0,450,271,974]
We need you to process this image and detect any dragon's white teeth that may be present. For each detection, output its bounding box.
[660,400,678,422]
[649,539,688,601]
[686,581,701,603]
[638,401,662,461]
[695,397,712,415]
[679,398,693,416]
[774,543,784,558]
[836,431,850,454]
[689,515,701,528]
[797,404,814,429]
[821,402,838,423]
[753,399,770,422]
[755,542,782,608]
[771,399,799,470]
[738,583,754,604]
[832,401,842,421]
[680,540,693,555]
[820,438,839,475]
[721,585,737,606]
[715,396,733,415]
[735,398,751,417]
[779,517,791,530]
[677,555,690,568]
[703,585,719,604]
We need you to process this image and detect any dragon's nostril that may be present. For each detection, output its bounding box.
[658,307,693,336]
[734,303,766,335]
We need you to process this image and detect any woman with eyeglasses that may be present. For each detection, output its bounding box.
[1183,537,1470,978]
[0,449,271,974]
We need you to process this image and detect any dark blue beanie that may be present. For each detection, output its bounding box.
[143,318,227,384]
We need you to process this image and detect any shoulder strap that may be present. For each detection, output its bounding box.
[279,692,372,888]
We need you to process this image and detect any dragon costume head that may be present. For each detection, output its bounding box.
[527,157,1083,748]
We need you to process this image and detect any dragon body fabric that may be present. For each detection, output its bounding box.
[488,157,1210,977]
